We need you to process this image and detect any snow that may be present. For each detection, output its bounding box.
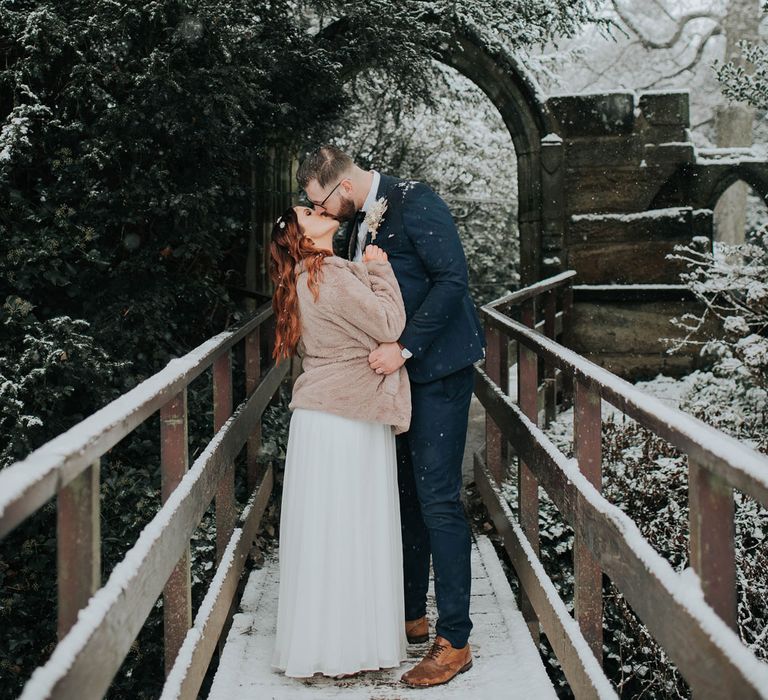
[640,89,689,97]
[696,147,767,165]
[161,528,242,700]
[571,207,693,223]
[0,327,242,524]
[541,132,563,144]
[206,536,558,699]
[486,270,576,309]
[20,405,239,699]
[487,472,617,699]
[507,394,768,694]
[496,312,768,500]
[572,283,686,291]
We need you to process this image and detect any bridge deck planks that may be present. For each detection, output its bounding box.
[209,534,556,699]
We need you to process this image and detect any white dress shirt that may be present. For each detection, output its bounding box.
[353,170,381,262]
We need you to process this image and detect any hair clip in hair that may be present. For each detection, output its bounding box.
[276,216,286,229]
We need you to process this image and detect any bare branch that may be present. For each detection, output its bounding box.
[612,1,722,50]
[640,24,723,89]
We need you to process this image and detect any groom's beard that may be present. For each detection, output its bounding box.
[334,194,357,223]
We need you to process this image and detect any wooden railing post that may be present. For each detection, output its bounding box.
[573,380,603,662]
[485,325,505,484]
[161,390,191,676]
[543,289,557,426]
[689,459,737,629]
[213,350,235,565]
[518,298,540,641]
[245,327,262,493]
[560,281,574,409]
[57,459,101,640]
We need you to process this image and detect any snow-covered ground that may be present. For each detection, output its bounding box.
[208,536,558,700]
[545,373,699,456]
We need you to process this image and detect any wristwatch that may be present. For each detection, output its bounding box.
[398,342,413,360]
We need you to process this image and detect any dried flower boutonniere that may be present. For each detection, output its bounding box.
[364,197,388,242]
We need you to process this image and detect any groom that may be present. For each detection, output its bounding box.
[297,145,485,687]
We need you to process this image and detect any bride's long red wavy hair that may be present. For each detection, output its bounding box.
[269,207,333,363]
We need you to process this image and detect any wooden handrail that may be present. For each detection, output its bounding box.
[487,270,577,311]
[0,304,273,539]
[481,304,768,508]
[475,271,768,699]
[474,367,768,697]
[1,303,286,699]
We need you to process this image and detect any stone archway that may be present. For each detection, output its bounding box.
[651,154,768,214]
[317,21,556,285]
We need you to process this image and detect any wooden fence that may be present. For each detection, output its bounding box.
[0,303,288,699]
[475,271,768,699]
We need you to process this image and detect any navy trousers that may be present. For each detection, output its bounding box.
[397,363,474,648]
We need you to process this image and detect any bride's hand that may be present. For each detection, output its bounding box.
[363,245,388,263]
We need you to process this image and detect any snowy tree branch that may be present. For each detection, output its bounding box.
[640,23,722,89]
[611,1,722,51]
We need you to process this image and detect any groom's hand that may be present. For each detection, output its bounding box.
[369,342,405,376]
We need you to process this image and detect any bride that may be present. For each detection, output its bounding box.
[268,204,411,679]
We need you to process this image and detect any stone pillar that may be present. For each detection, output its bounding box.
[540,134,565,277]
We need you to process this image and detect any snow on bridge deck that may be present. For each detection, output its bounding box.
[209,534,556,700]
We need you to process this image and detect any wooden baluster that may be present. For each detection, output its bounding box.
[245,327,262,494]
[499,329,510,468]
[561,281,574,409]
[518,298,540,641]
[213,350,235,565]
[161,390,191,675]
[544,289,557,426]
[573,380,603,662]
[485,325,504,484]
[213,350,236,653]
[689,458,737,629]
[57,460,101,640]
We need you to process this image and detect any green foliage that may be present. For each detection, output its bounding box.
[0,0,604,696]
[0,303,128,467]
[715,1,768,111]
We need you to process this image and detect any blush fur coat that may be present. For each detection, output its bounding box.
[288,256,412,434]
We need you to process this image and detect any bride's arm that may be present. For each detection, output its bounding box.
[325,261,406,343]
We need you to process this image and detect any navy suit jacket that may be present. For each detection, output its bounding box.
[347,174,486,384]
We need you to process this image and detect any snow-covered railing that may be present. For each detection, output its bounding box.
[0,302,289,700]
[475,272,768,699]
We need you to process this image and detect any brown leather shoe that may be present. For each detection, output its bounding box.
[405,615,429,644]
[400,635,472,687]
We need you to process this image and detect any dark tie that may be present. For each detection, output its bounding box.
[346,210,366,260]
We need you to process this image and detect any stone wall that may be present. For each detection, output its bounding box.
[541,91,723,378]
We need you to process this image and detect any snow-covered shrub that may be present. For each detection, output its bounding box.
[0,301,128,468]
[522,410,768,699]
[667,229,768,449]
[715,0,768,113]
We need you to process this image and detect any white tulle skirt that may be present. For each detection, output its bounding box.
[270,408,408,678]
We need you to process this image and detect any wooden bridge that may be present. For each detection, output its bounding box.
[2,273,768,699]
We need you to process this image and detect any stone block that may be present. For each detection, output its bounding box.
[565,167,659,214]
[567,206,706,245]
[570,297,716,380]
[547,92,635,137]
[565,206,712,283]
[567,240,689,284]
[564,136,642,168]
[638,91,690,128]
[643,142,695,166]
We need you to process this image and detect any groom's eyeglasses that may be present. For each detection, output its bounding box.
[306,179,344,209]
